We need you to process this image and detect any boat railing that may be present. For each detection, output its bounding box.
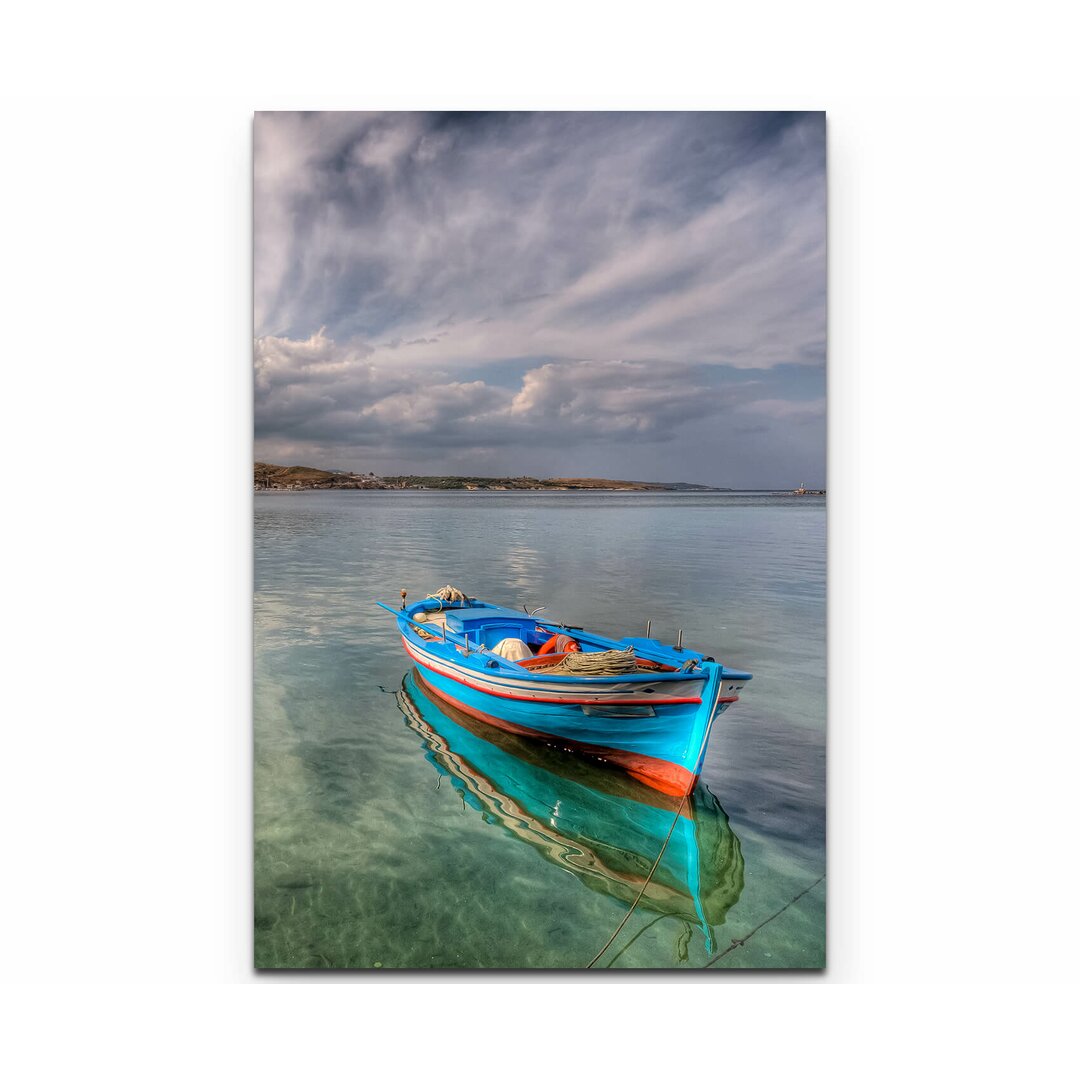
[535,622,705,673]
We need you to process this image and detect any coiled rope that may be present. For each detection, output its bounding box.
[548,647,638,677]
[426,584,469,609]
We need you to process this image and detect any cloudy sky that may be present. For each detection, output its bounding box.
[254,112,825,487]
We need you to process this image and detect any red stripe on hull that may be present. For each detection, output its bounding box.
[414,668,700,798]
[403,637,705,706]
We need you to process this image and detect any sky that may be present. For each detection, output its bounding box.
[254,112,825,487]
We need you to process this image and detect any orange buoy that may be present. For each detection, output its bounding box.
[537,631,580,655]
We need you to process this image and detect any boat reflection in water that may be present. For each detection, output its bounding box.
[399,669,745,956]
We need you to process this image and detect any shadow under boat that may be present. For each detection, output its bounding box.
[398,668,745,954]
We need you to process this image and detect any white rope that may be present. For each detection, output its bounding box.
[425,584,469,610]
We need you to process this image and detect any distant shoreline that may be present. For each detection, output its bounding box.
[254,462,824,496]
[254,461,743,493]
[254,488,826,496]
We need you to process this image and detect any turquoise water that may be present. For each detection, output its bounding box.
[254,491,825,969]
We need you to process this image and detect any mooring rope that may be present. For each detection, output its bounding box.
[586,686,728,968]
[591,868,826,970]
[585,790,690,967]
[701,873,825,968]
[603,912,681,966]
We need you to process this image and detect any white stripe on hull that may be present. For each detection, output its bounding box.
[402,637,704,705]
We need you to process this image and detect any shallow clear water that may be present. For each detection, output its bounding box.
[254,491,825,969]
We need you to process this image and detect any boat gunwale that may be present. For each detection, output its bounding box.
[402,630,715,685]
[382,599,752,686]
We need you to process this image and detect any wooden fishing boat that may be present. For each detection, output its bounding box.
[397,669,745,953]
[378,587,751,797]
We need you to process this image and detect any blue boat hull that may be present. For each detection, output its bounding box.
[381,595,751,797]
[412,660,729,796]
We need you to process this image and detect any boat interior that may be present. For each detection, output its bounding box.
[408,599,692,673]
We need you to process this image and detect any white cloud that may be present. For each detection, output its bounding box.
[255,333,728,451]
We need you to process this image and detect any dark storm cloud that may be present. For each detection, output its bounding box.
[254,112,825,485]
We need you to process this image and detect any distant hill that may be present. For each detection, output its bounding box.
[254,462,728,492]
[255,462,382,489]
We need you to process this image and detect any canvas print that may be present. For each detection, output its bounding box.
[254,111,826,969]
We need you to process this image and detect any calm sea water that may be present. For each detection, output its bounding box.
[254,491,825,969]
